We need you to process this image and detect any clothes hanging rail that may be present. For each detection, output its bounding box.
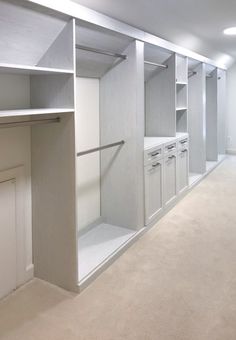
[144,60,168,69]
[0,117,60,128]
[188,71,197,78]
[76,44,127,60]
[77,140,125,157]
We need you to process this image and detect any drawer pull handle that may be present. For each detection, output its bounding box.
[167,145,175,150]
[181,149,188,153]
[152,162,160,167]
[168,155,175,159]
[151,151,160,157]
[180,140,187,144]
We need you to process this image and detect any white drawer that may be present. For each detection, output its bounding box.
[178,138,188,150]
[164,141,177,155]
[144,145,163,165]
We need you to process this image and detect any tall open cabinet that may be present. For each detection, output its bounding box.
[0,0,228,296]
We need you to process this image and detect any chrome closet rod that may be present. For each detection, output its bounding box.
[77,140,125,157]
[188,71,197,78]
[144,60,168,69]
[0,117,60,128]
[76,44,127,60]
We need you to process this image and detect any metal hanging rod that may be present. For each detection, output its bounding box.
[76,44,127,60]
[188,71,197,78]
[0,117,60,129]
[77,140,125,157]
[144,60,168,69]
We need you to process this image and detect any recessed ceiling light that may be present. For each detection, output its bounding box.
[223,27,236,35]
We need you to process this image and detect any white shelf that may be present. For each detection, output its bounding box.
[78,223,137,281]
[0,63,74,75]
[176,107,187,111]
[176,81,187,85]
[0,108,74,118]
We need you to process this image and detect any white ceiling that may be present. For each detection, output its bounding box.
[71,0,236,67]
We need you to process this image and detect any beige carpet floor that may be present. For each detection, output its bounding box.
[1,156,236,340]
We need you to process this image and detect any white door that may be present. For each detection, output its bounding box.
[164,154,177,205]
[177,149,189,193]
[145,160,163,225]
[0,179,17,300]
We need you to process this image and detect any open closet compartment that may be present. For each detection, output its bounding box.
[0,0,78,297]
[188,59,206,185]
[75,22,145,284]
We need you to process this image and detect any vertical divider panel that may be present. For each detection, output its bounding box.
[100,40,145,230]
[217,69,226,155]
[206,68,218,161]
[188,63,206,173]
[145,53,176,137]
[31,19,78,292]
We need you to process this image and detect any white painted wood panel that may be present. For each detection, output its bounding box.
[177,149,188,193]
[37,20,74,70]
[0,180,16,300]
[31,113,78,292]
[164,154,177,205]
[217,69,226,154]
[145,160,163,225]
[100,40,144,230]
[76,78,100,232]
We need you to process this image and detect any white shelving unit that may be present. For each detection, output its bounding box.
[0,0,227,296]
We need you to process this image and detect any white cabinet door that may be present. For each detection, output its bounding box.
[164,154,177,205]
[145,160,163,225]
[177,149,189,193]
[0,180,16,300]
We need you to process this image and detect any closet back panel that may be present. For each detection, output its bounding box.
[100,40,144,230]
[145,53,176,137]
[76,77,100,232]
[206,68,218,161]
[188,63,206,173]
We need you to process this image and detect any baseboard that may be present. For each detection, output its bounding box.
[226,149,236,155]
[25,264,34,281]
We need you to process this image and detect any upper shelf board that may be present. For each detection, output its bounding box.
[0,108,74,118]
[0,63,74,75]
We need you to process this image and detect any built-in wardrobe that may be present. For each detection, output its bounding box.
[0,0,227,298]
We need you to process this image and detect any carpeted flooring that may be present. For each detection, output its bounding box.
[0,156,236,340]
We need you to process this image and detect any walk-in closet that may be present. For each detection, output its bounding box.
[0,0,228,297]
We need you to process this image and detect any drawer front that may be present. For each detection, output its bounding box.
[164,153,177,205]
[178,138,188,151]
[144,145,163,165]
[144,159,163,225]
[164,142,177,155]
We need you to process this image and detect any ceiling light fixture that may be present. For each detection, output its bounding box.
[223,27,236,35]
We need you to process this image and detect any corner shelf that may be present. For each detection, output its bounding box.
[0,63,74,75]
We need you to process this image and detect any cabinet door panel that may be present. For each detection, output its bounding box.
[0,180,16,300]
[145,160,163,225]
[164,155,177,205]
[178,149,189,193]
